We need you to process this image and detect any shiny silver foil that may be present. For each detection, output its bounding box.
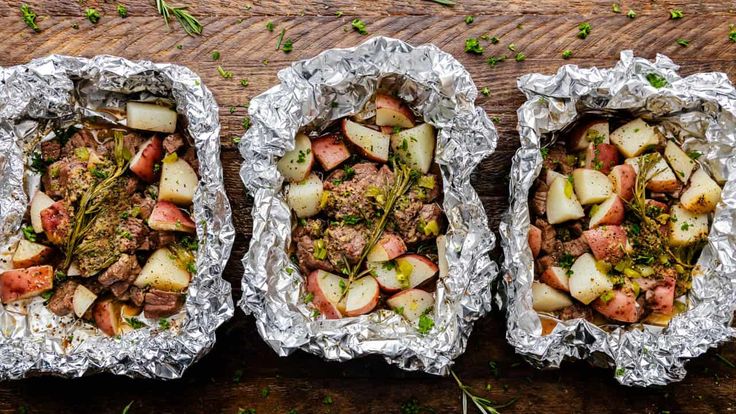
[239,37,497,374]
[0,55,234,379]
[500,51,736,386]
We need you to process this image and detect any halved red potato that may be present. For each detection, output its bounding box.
[126,102,177,133]
[532,282,573,312]
[311,134,350,171]
[30,191,55,233]
[390,123,436,174]
[367,233,407,262]
[134,248,191,291]
[40,201,70,246]
[646,199,669,214]
[568,253,614,305]
[277,133,314,182]
[572,168,613,205]
[647,277,675,315]
[93,299,123,336]
[375,93,415,128]
[370,262,403,292]
[306,270,345,319]
[592,289,642,323]
[159,157,198,206]
[386,288,434,322]
[610,118,661,158]
[341,119,390,162]
[568,119,609,151]
[129,137,164,183]
[540,266,569,292]
[680,168,722,214]
[286,173,324,218]
[589,195,625,228]
[546,176,584,224]
[395,254,438,288]
[0,265,54,304]
[584,143,620,174]
[148,201,196,233]
[583,226,627,263]
[12,239,54,268]
[344,276,380,316]
[73,284,98,318]
[608,164,636,201]
[528,224,542,258]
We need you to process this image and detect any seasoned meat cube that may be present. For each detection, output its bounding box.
[534,219,560,255]
[543,144,574,175]
[531,181,548,216]
[143,289,185,319]
[129,286,145,307]
[41,140,61,162]
[40,201,71,246]
[536,255,557,274]
[82,279,106,295]
[123,133,145,156]
[562,236,590,257]
[47,280,79,317]
[296,235,337,274]
[58,159,94,202]
[116,217,149,253]
[163,133,185,154]
[149,231,176,249]
[391,194,423,243]
[293,218,326,240]
[123,176,139,195]
[110,281,131,300]
[61,129,96,157]
[98,254,141,287]
[41,161,64,198]
[181,147,199,176]
[131,193,156,220]
[324,224,369,265]
[559,303,594,321]
[324,162,392,221]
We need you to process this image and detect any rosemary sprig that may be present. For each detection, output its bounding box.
[425,0,456,5]
[155,0,202,36]
[61,132,129,272]
[450,370,516,414]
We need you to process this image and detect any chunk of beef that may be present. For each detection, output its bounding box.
[324,224,369,265]
[110,281,131,300]
[41,140,61,162]
[57,158,94,202]
[129,286,145,307]
[543,145,574,175]
[559,303,594,321]
[41,161,64,198]
[293,218,326,239]
[535,219,560,255]
[131,193,156,220]
[82,279,106,295]
[296,235,336,274]
[123,133,145,156]
[324,163,393,221]
[535,255,557,274]
[562,235,590,257]
[163,133,185,154]
[531,180,548,216]
[47,280,79,317]
[61,129,96,157]
[98,254,141,287]
[116,218,149,253]
[123,176,139,195]
[181,147,199,176]
[40,201,71,246]
[143,289,185,319]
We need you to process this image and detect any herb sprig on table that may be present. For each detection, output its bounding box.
[155,0,202,36]
[20,4,39,32]
[450,370,517,414]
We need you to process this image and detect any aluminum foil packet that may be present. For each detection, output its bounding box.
[0,55,234,379]
[239,37,497,374]
[500,50,736,386]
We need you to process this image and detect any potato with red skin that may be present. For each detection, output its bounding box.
[592,288,642,323]
[129,137,164,183]
[540,266,569,292]
[306,270,344,319]
[0,265,54,304]
[311,134,351,171]
[589,195,625,228]
[583,226,628,263]
[375,93,415,128]
[568,119,609,151]
[148,200,196,233]
[93,299,123,336]
[395,254,439,288]
[608,164,636,201]
[646,199,669,214]
[367,233,407,262]
[341,119,390,163]
[528,224,542,258]
[584,143,620,174]
[40,201,70,246]
[12,240,54,268]
[647,277,675,315]
[344,276,380,316]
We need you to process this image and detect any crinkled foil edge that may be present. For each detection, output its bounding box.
[238,37,497,375]
[0,55,234,379]
[499,50,736,386]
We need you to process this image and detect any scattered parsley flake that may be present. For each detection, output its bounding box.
[577,22,591,39]
[85,8,101,24]
[464,16,474,25]
[242,117,251,130]
[240,79,249,87]
[730,24,736,42]
[351,18,368,35]
[211,50,220,60]
[540,147,549,159]
[687,150,702,160]
[615,367,626,376]
[125,317,145,329]
[266,21,274,31]
[676,38,689,47]
[487,54,506,66]
[217,66,233,78]
[681,222,690,231]
[238,409,256,414]
[176,44,183,49]
[515,52,526,62]
[507,43,517,52]
[562,49,573,59]
[670,9,684,19]
[480,87,491,96]
[646,72,668,88]
[417,314,434,334]
[464,38,484,54]
[21,225,37,242]
[612,3,621,13]
[117,4,128,18]
[304,292,314,303]
[490,35,500,44]
[627,9,636,18]
[282,38,293,53]
[261,386,270,398]
[336,11,344,17]
[158,318,170,329]
[20,4,40,32]
[122,401,134,414]
[323,395,333,405]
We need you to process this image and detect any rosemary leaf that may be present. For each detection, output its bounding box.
[155,0,202,36]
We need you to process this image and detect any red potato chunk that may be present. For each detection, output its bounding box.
[0,265,54,304]
[583,226,628,263]
[528,224,542,258]
[311,134,351,171]
[93,299,123,336]
[367,233,407,262]
[584,143,620,175]
[129,137,164,183]
[592,289,642,323]
[608,164,636,201]
[589,195,625,228]
[148,200,196,233]
[12,240,54,268]
[646,277,675,315]
[40,201,71,246]
[540,266,570,292]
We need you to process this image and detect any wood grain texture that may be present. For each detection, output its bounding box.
[1,1,736,413]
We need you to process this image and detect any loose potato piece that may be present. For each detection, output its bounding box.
[668,204,709,247]
[568,119,609,151]
[546,176,585,224]
[29,191,54,233]
[625,154,679,193]
[126,102,177,133]
[589,195,625,228]
[592,289,642,323]
[572,168,613,205]
[285,173,324,218]
[680,168,722,214]
[532,282,573,312]
[277,133,314,182]
[0,265,54,304]
[133,248,191,291]
[568,253,614,305]
[93,299,123,336]
[609,118,661,158]
[608,164,637,201]
[390,123,436,174]
[12,239,54,268]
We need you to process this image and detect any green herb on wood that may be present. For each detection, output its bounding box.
[155,0,203,36]
[351,18,368,35]
[117,4,128,18]
[562,49,573,59]
[20,4,40,32]
[627,9,636,18]
[577,22,591,39]
[465,38,484,54]
[85,8,101,24]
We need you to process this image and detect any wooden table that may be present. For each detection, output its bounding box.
[1,1,735,413]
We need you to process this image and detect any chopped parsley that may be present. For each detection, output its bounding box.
[480,86,491,96]
[615,367,626,376]
[730,24,736,42]
[125,317,145,329]
[338,279,347,293]
[351,18,368,35]
[342,215,361,225]
[577,22,591,39]
[91,167,109,179]
[335,11,344,17]
[85,8,101,24]
[646,73,668,88]
[464,16,474,25]
[296,149,310,163]
[211,50,221,60]
[627,9,636,18]
[669,9,684,19]
[487,54,507,66]
[514,52,526,62]
[304,292,314,303]
[507,43,517,52]
[323,396,333,405]
[417,314,435,334]
[282,38,294,53]
[464,38,484,54]
[266,21,274,32]
[681,222,690,231]
[676,38,689,47]
[242,117,251,130]
[490,35,500,44]
[180,236,198,250]
[238,409,256,414]
[21,225,37,242]
[343,164,355,180]
[261,386,270,398]
[158,318,170,329]
[217,65,233,79]
[612,3,621,13]
[240,79,249,87]
[559,253,574,275]
[562,49,573,59]
[20,4,40,32]
[540,147,549,159]
[117,4,128,18]
[686,150,702,160]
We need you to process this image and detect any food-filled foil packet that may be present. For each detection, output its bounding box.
[239,37,497,374]
[500,50,736,386]
[0,55,234,379]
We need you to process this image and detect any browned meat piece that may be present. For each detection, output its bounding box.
[559,303,594,321]
[61,129,96,157]
[41,161,63,198]
[55,158,94,203]
[131,193,156,220]
[562,235,590,257]
[116,218,149,253]
[123,176,139,195]
[41,140,61,162]
[543,145,574,175]
[353,162,379,177]
[293,218,326,239]
[47,280,79,316]
[82,279,106,295]
[163,133,185,154]
[143,289,185,319]
[568,221,584,237]
[536,255,557,274]
[98,254,141,287]
[110,281,131,300]
[534,219,560,255]
[324,162,394,221]
[150,231,176,249]
[324,224,369,265]
[181,147,199,176]
[129,286,145,307]
[123,133,145,156]
[40,201,71,246]
[295,235,336,274]
[531,180,548,216]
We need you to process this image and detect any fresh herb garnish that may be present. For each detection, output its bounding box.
[155,0,203,36]
[612,3,621,13]
[125,317,145,329]
[20,4,40,32]
[282,38,294,53]
[559,253,574,275]
[335,11,344,17]
[85,8,101,24]
[242,117,251,130]
[627,9,636,18]
[507,43,517,52]
[480,87,491,97]
[562,49,573,59]
[676,38,689,47]
[21,225,37,242]
[730,24,736,42]
[211,50,220,60]
[323,396,333,405]
[240,79,249,87]
[417,314,434,334]
[261,386,270,398]
[514,52,526,62]
[669,9,684,19]
[342,215,361,225]
[464,38,484,54]
[266,21,274,32]
[122,401,134,414]
[217,66,233,79]
[540,147,549,159]
[646,73,668,88]
[117,4,128,18]
[464,16,474,25]
[577,22,591,39]
[450,370,517,414]
[351,18,368,35]
[276,28,286,50]
[487,55,506,66]
[158,318,170,329]
[686,150,702,160]
[304,292,314,303]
